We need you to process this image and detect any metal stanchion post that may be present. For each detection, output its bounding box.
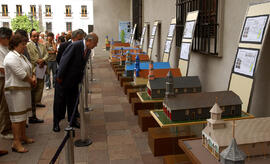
[74,84,92,147]
[84,67,92,112]
[65,127,75,164]
[90,51,95,82]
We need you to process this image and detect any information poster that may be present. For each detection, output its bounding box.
[149,38,154,48]
[240,15,268,43]
[168,24,176,37]
[151,26,157,36]
[180,42,191,60]
[164,40,172,53]
[142,26,146,38]
[140,38,144,46]
[183,21,196,39]
[233,48,259,77]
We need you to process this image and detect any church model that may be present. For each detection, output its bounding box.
[118,50,149,66]
[132,60,182,85]
[147,69,201,99]
[162,76,242,121]
[202,103,270,162]
[124,56,171,77]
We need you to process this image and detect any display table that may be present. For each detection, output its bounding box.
[178,138,270,164]
[150,110,254,128]
[137,91,163,103]
[123,82,146,95]
[131,92,163,115]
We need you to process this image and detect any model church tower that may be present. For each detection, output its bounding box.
[134,55,140,77]
[148,60,155,80]
[125,51,132,66]
[207,100,226,129]
[165,70,175,98]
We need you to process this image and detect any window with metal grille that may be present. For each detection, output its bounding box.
[176,0,219,56]
[81,5,87,17]
[45,5,51,17]
[30,5,36,17]
[3,22,9,28]
[2,5,8,16]
[132,0,142,41]
[46,22,52,32]
[66,22,72,31]
[16,5,22,16]
[65,5,71,17]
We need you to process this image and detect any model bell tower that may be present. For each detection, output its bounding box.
[165,70,175,98]
[134,55,140,77]
[148,60,155,80]
[125,51,132,65]
[207,101,226,129]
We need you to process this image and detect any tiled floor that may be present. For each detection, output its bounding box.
[0,50,163,164]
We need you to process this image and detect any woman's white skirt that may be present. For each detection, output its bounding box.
[5,89,32,123]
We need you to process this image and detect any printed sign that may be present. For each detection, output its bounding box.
[241,15,268,43]
[168,24,176,37]
[183,21,196,39]
[180,42,191,60]
[233,48,259,77]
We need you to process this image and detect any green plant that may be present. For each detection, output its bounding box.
[120,30,126,43]
[11,15,39,33]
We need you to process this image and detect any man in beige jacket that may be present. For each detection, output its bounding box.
[27,29,48,124]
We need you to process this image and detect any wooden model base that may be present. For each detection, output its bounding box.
[127,88,140,103]
[178,138,270,164]
[119,76,133,87]
[148,127,196,157]
[138,110,159,132]
[131,97,163,115]
[123,82,145,95]
[163,154,191,164]
[114,68,124,76]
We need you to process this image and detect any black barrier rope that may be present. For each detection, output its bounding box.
[49,133,70,164]
[49,85,82,164]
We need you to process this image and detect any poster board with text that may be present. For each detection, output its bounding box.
[178,11,199,76]
[229,2,270,112]
[162,18,176,62]
[147,21,161,60]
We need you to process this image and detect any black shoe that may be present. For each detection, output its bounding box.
[36,103,46,108]
[53,123,60,132]
[29,117,44,124]
[71,121,80,129]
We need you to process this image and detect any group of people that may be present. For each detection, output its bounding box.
[0,27,98,155]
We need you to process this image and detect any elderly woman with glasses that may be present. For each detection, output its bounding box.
[3,34,36,153]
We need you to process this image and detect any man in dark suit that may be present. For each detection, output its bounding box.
[53,33,98,132]
[56,30,85,64]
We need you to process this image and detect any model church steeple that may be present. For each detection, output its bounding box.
[134,55,140,77]
[165,70,175,98]
[207,100,226,129]
[148,60,155,80]
[125,51,132,65]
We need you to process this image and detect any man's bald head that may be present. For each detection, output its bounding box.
[85,32,99,49]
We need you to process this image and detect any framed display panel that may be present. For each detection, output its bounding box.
[179,42,191,61]
[162,18,176,62]
[139,23,149,49]
[232,48,259,78]
[147,21,161,60]
[183,20,196,39]
[129,24,137,45]
[240,15,269,44]
[228,1,270,113]
[178,10,199,76]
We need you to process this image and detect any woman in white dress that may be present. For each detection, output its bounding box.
[4,34,37,153]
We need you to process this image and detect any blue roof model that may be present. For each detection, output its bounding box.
[125,62,170,71]
[112,47,140,51]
